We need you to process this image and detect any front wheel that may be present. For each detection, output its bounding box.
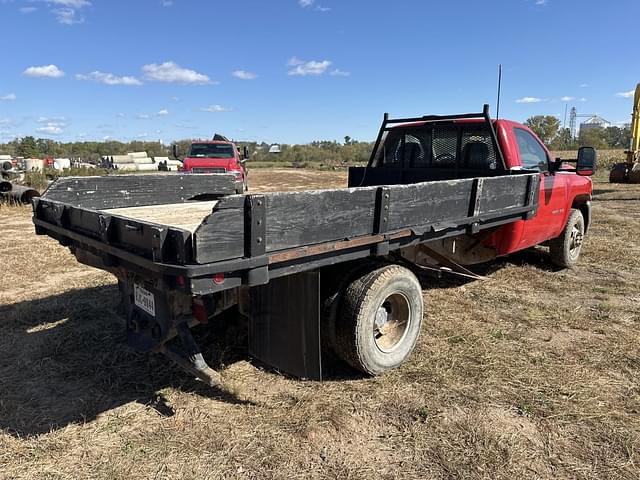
[335,265,423,375]
[549,208,585,268]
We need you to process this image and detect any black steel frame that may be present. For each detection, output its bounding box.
[367,104,506,169]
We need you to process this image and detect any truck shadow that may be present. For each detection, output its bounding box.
[0,285,255,438]
[0,248,563,438]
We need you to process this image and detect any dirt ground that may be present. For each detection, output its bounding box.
[1,168,639,479]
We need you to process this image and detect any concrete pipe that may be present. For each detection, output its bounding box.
[2,185,40,203]
[0,180,12,193]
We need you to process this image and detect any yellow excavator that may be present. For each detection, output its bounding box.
[610,83,640,183]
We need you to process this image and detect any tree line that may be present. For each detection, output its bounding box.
[1,136,375,166]
[0,122,628,167]
[524,115,630,150]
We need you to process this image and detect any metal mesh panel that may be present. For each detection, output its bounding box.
[375,123,501,170]
[404,133,428,167]
[460,129,498,170]
[432,127,458,167]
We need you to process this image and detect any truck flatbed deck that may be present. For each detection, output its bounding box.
[104,201,219,233]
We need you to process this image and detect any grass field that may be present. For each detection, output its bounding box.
[1,168,639,479]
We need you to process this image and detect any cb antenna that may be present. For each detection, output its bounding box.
[496,64,503,119]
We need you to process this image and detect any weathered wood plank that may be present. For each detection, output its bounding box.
[476,175,530,215]
[104,201,218,233]
[264,187,377,252]
[42,174,236,210]
[193,175,539,265]
[387,178,475,230]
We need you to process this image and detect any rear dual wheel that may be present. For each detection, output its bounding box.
[334,265,423,375]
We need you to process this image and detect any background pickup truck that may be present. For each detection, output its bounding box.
[176,136,249,194]
[32,105,596,386]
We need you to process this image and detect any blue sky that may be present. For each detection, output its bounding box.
[0,0,637,144]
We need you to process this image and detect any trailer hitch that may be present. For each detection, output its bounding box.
[157,322,222,388]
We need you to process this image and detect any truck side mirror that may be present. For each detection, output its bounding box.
[577,147,597,176]
[243,146,250,160]
[172,144,180,159]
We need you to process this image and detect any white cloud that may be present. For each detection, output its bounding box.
[116,112,126,118]
[20,6,37,13]
[560,96,575,102]
[616,90,635,98]
[299,1,330,12]
[23,64,65,78]
[36,0,91,25]
[54,8,83,24]
[136,114,150,119]
[287,57,332,76]
[171,96,180,101]
[330,69,350,77]
[579,83,589,88]
[161,0,173,5]
[0,93,16,101]
[37,121,65,135]
[142,61,213,84]
[515,96,542,104]
[45,0,91,7]
[579,97,587,102]
[37,116,66,123]
[535,0,547,5]
[201,105,232,112]
[157,109,169,116]
[137,133,149,138]
[75,71,142,86]
[232,70,257,80]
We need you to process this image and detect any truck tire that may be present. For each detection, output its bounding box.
[549,208,585,268]
[335,265,423,375]
[609,163,628,183]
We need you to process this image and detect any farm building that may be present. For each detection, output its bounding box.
[580,115,611,132]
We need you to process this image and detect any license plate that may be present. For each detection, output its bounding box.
[134,284,156,317]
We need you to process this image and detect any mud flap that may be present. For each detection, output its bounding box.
[249,271,322,380]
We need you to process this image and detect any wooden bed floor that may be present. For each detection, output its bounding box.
[103,201,218,233]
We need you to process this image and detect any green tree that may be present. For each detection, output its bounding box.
[604,126,630,149]
[578,127,608,149]
[525,115,561,145]
[16,136,41,158]
[550,128,575,150]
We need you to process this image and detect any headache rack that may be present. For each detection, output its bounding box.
[367,104,506,169]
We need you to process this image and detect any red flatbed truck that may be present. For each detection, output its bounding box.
[32,105,596,385]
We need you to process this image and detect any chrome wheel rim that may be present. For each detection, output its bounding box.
[373,293,411,352]
[569,223,584,260]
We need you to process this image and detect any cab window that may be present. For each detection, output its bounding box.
[514,128,548,171]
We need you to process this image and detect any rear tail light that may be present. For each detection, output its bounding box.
[213,272,225,285]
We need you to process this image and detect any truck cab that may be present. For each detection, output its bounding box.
[178,140,248,194]
[350,109,596,268]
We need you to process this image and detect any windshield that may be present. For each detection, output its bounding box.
[189,143,235,158]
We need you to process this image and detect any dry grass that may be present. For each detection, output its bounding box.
[552,150,626,169]
[1,169,640,479]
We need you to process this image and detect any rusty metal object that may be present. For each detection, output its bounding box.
[1,185,40,203]
[157,323,222,388]
[268,230,412,264]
